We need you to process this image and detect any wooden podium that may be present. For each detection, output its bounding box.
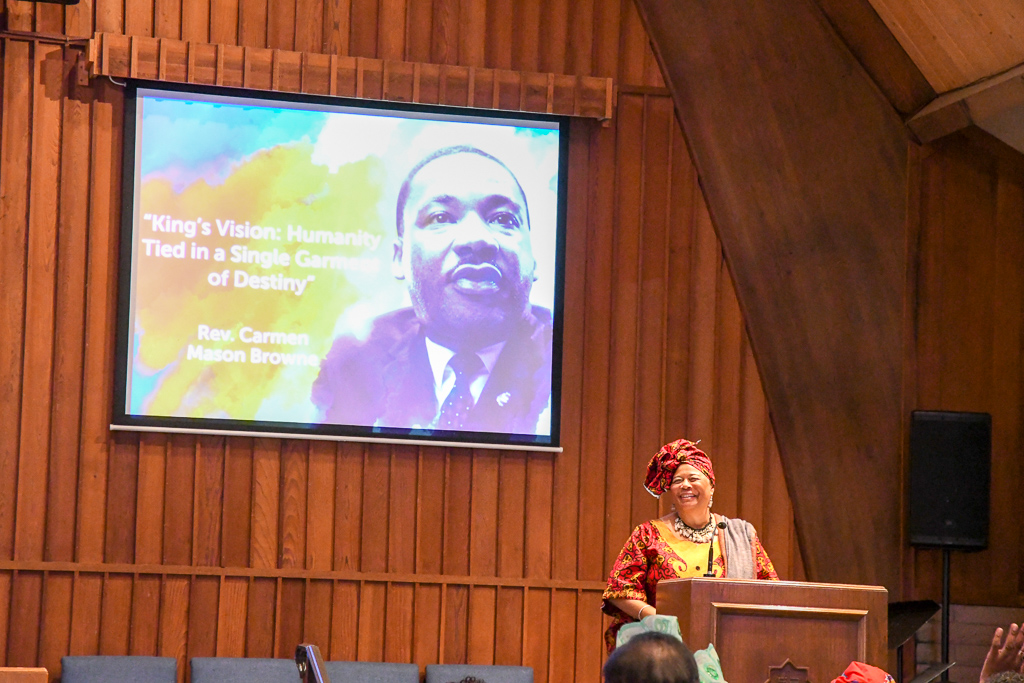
[657,578,888,683]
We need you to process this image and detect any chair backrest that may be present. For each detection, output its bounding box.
[325,661,420,683]
[61,655,176,683]
[424,664,533,683]
[190,657,299,683]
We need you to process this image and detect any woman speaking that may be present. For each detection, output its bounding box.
[602,438,779,649]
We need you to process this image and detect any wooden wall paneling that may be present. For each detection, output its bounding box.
[244,577,276,657]
[306,442,336,572]
[275,578,303,657]
[45,52,89,563]
[712,268,744,515]
[104,433,138,564]
[94,0,123,34]
[660,121,695,441]
[129,574,160,654]
[216,576,249,656]
[411,584,441,665]
[383,582,414,662]
[157,577,190,675]
[0,39,31,565]
[65,0,95,38]
[4,2,33,31]
[237,0,268,49]
[356,581,386,661]
[736,342,767,534]
[483,0,512,69]
[37,572,72,677]
[76,76,120,566]
[349,0,378,58]
[404,0,433,63]
[458,0,486,68]
[6,572,42,666]
[495,454,525,578]
[360,445,389,574]
[762,435,799,580]
[279,441,308,569]
[15,41,61,566]
[192,437,225,566]
[523,455,553,579]
[335,442,364,572]
[68,574,101,655]
[154,0,181,38]
[186,576,219,658]
[617,0,648,88]
[303,579,332,655]
[98,574,132,653]
[522,588,549,682]
[429,0,457,65]
[604,92,642,541]
[250,439,280,569]
[988,157,1024,601]
[377,0,406,60]
[468,452,498,577]
[181,0,210,42]
[35,5,63,34]
[564,0,595,76]
[162,436,194,565]
[634,94,672,482]
[538,0,569,74]
[510,0,540,73]
[294,0,324,53]
[466,585,495,663]
[492,586,522,665]
[442,453,471,576]
[576,124,613,581]
[591,0,620,78]
[573,590,604,683]
[549,124,587,584]
[547,589,576,683]
[388,447,417,574]
[267,0,297,50]
[685,203,719,449]
[442,584,468,663]
[209,0,238,46]
[634,0,909,591]
[125,0,155,37]
[322,0,351,56]
[221,438,253,568]
[329,581,359,660]
[135,435,166,564]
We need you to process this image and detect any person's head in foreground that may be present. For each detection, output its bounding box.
[393,146,537,351]
[603,632,699,683]
[645,439,716,532]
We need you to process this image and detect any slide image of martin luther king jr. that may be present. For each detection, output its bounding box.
[312,145,554,436]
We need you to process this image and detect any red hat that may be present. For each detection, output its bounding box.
[644,439,715,497]
[831,662,895,683]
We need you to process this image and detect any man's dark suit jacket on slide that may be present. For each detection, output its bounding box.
[312,306,553,435]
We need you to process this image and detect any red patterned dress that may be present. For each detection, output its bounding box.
[601,516,778,650]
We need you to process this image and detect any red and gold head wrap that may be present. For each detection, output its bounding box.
[831,662,895,683]
[644,439,715,497]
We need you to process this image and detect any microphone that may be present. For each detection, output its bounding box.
[703,521,727,577]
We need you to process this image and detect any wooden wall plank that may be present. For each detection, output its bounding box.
[237,0,268,48]
[468,451,498,576]
[209,0,238,45]
[334,443,363,572]
[303,579,332,655]
[6,573,42,666]
[193,437,225,566]
[387,448,417,574]
[275,578,303,657]
[135,436,166,564]
[278,441,308,569]
[68,574,101,655]
[15,42,62,565]
[250,439,280,569]
[216,576,249,656]
[154,0,181,38]
[306,442,336,571]
[129,575,161,654]
[38,573,73,675]
[162,436,194,565]
[244,578,276,657]
[99,574,132,654]
[221,438,253,567]
[0,40,31,565]
[466,585,495,663]
[105,433,139,564]
[322,0,350,56]
[442,454,471,576]
[330,581,360,661]
[360,446,390,574]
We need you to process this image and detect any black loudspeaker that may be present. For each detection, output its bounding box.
[909,410,991,549]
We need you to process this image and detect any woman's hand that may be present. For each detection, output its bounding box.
[980,624,1024,683]
[607,598,656,621]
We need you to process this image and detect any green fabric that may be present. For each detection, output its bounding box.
[693,643,727,683]
[614,614,684,648]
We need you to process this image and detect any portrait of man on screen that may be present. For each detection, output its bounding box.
[311,145,553,436]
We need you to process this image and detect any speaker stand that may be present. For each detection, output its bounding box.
[941,548,951,682]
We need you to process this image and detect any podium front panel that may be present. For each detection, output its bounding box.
[657,578,887,683]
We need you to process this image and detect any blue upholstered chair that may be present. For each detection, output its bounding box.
[190,656,299,683]
[60,655,177,683]
[425,664,533,683]
[325,661,420,683]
